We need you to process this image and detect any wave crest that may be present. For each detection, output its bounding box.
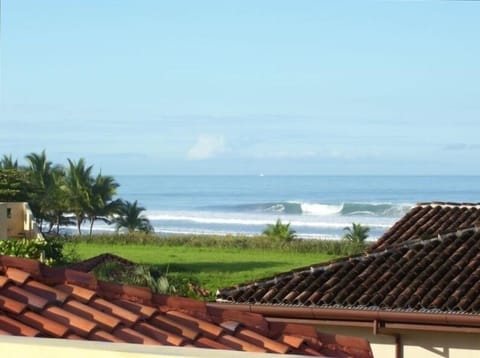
[204,201,412,217]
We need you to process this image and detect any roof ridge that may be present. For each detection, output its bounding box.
[66,253,136,272]
[416,202,480,208]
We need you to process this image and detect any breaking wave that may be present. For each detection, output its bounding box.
[203,202,412,217]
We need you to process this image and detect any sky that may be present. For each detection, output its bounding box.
[1,1,479,175]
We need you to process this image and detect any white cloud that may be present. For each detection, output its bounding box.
[187,135,226,160]
[252,150,318,159]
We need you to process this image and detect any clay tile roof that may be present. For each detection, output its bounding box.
[217,203,480,317]
[0,255,372,357]
[370,202,480,251]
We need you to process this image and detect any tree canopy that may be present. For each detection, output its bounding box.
[114,200,153,233]
[0,151,150,236]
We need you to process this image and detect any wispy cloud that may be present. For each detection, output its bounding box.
[251,150,318,160]
[187,135,226,160]
[443,143,480,151]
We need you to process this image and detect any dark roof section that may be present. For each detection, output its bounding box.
[66,253,136,272]
[217,225,480,314]
[369,202,480,251]
[0,255,372,357]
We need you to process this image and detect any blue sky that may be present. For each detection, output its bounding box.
[1,1,479,175]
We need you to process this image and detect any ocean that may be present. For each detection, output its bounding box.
[90,175,480,240]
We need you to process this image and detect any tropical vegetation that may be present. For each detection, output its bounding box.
[114,200,153,233]
[0,235,73,266]
[262,219,296,242]
[0,151,151,236]
[67,237,350,298]
[343,222,370,244]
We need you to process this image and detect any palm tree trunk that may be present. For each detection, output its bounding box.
[89,219,95,237]
[76,215,82,235]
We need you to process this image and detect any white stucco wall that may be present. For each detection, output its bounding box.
[0,335,309,358]
[316,324,480,358]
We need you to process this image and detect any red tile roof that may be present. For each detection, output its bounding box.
[217,203,480,318]
[0,255,372,357]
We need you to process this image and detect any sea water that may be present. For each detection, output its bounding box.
[89,175,480,240]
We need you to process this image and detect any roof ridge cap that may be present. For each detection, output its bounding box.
[416,202,480,208]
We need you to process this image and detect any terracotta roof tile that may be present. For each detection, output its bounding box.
[6,267,30,285]
[17,310,69,337]
[235,327,291,353]
[90,297,140,327]
[0,293,27,315]
[150,313,201,340]
[113,326,161,345]
[55,283,97,303]
[43,306,98,336]
[88,328,125,343]
[195,335,231,350]
[0,255,372,357]
[62,299,122,331]
[133,321,185,346]
[0,276,9,288]
[113,299,157,319]
[23,280,70,304]
[165,310,224,338]
[98,280,152,304]
[2,285,49,311]
[65,332,84,340]
[218,333,268,353]
[0,314,41,336]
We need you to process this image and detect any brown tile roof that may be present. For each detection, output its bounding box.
[0,255,372,357]
[370,202,480,251]
[217,203,480,316]
[66,253,136,272]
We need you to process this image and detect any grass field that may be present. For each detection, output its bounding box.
[67,242,339,293]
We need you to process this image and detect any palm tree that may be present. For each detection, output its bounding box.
[87,173,120,236]
[262,219,296,242]
[114,200,153,233]
[25,150,62,231]
[46,168,73,234]
[343,223,370,244]
[0,154,19,169]
[65,158,94,235]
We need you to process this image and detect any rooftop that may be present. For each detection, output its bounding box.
[0,255,372,357]
[369,202,480,251]
[216,203,480,323]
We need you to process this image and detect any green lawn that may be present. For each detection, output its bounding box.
[67,242,338,293]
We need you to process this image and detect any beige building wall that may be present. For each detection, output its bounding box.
[0,202,43,240]
[316,324,480,358]
[0,204,7,240]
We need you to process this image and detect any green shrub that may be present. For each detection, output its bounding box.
[67,232,369,256]
[0,236,71,266]
[91,261,209,299]
[262,219,296,242]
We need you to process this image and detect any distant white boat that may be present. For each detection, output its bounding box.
[259,173,265,177]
